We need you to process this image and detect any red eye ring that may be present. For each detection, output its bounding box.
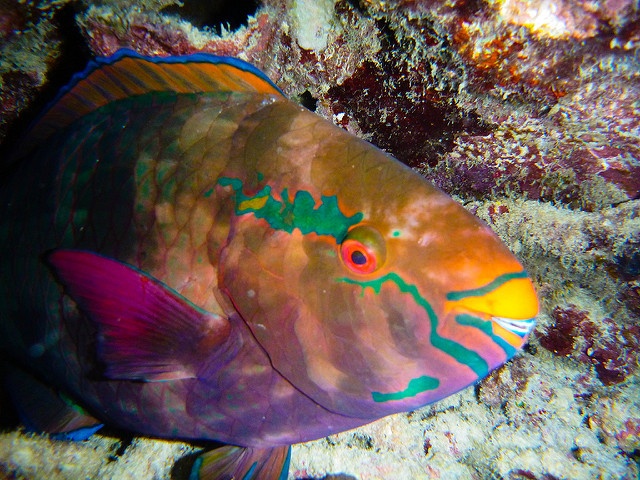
[341,239,378,274]
[339,225,386,275]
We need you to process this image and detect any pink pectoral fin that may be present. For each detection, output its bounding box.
[47,249,232,382]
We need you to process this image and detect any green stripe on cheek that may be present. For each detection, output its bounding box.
[338,273,489,381]
[455,314,517,358]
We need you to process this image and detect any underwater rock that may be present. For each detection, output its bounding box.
[538,305,638,385]
[0,0,639,478]
[0,0,71,143]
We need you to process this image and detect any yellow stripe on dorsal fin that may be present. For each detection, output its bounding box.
[27,49,284,149]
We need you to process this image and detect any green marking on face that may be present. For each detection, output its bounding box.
[371,375,439,402]
[445,271,529,301]
[338,273,489,379]
[455,314,517,358]
[219,176,363,240]
[392,230,401,237]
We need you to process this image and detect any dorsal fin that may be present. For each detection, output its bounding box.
[27,49,284,149]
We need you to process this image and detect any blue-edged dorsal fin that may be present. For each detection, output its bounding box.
[29,48,284,148]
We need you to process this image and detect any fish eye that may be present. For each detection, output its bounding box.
[351,250,367,265]
[340,225,386,275]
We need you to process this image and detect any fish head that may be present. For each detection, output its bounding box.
[218,107,538,419]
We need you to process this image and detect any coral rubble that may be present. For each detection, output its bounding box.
[0,0,638,478]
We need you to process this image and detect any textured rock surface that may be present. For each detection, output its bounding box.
[1,0,638,478]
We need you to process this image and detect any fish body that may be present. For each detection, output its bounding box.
[0,51,538,477]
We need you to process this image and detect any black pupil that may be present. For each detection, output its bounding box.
[351,250,367,265]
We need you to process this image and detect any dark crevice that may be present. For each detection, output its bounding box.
[162,0,261,32]
[299,90,318,112]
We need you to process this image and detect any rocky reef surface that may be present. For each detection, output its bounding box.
[0,0,638,478]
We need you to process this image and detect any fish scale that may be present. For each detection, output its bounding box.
[0,50,538,479]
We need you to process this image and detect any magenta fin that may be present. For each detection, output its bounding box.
[47,249,231,382]
[5,367,103,440]
[192,445,291,480]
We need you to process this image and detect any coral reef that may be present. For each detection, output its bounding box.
[0,0,638,478]
[0,429,195,479]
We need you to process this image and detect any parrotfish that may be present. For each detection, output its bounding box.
[0,50,538,479]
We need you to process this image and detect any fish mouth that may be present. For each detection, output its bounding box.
[446,270,539,343]
[492,315,536,337]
